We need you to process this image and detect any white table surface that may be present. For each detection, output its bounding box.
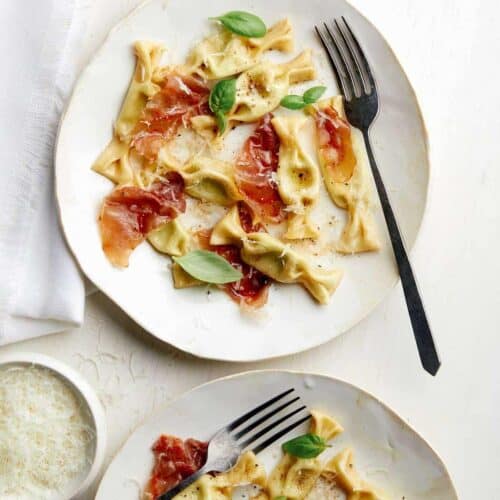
[2,1,499,498]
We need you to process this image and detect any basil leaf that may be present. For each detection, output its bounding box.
[215,111,227,134]
[280,95,306,110]
[282,433,330,458]
[209,78,237,114]
[173,250,242,284]
[274,497,287,500]
[303,85,327,104]
[211,11,267,38]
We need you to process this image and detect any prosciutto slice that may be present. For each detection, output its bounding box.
[314,106,356,182]
[235,113,285,223]
[200,203,271,308]
[99,172,186,267]
[144,434,208,499]
[132,72,210,160]
[214,243,271,308]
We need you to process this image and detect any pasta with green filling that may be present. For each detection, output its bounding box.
[92,41,165,186]
[230,50,315,123]
[180,157,242,206]
[268,410,344,499]
[306,448,388,500]
[272,114,321,240]
[210,207,342,304]
[306,96,380,253]
[148,219,192,257]
[92,136,133,186]
[192,50,316,137]
[115,41,164,140]
[173,451,267,499]
[186,18,293,80]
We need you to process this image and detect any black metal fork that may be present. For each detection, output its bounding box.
[316,18,440,376]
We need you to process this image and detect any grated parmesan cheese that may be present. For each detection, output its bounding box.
[0,365,95,499]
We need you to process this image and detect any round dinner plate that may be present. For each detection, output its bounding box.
[56,0,429,361]
[96,371,456,499]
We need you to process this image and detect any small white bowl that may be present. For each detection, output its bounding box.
[0,351,107,500]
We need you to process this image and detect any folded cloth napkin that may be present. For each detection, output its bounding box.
[0,0,89,345]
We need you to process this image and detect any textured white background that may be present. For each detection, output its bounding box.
[1,1,499,498]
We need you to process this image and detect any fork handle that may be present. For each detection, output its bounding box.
[362,130,440,375]
[157,464,211,500]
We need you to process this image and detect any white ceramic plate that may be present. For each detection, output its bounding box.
[56,0,429,361]
[96,371,456,499]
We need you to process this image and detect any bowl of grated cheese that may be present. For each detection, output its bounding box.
[0,352,107,500]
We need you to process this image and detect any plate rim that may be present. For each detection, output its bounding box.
[55,0,432,362]
[95,368,458,499]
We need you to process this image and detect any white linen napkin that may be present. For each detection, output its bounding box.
[0,0,89,345]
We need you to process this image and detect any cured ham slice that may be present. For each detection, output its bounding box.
[235,113,285,223]
[214,244,271,308]
[99,172,186,267]
[144,434,208,499]
[213,204,270,308]
[314,106,356,183]
[309,99,380,253]
[132,72,210,160]
[199,204,271,308]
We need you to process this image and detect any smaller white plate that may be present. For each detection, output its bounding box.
[96,371,457,499]
[0,352,107,500]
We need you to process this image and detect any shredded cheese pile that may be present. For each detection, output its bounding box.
[0,365,95,499]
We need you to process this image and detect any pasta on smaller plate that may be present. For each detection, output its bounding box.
[94,373,456,500]
[142,410,387,500]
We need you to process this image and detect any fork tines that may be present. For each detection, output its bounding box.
[315,17,375,101]
[227,388,310,455]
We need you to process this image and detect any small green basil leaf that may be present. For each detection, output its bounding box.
[282,433,330,459]
[209,78,237,114]
[215,111,227,134]
[274,497,288,500]
[280,95,306,110]
[303,85,327,104]
[211,11,267,38]
[173,250,242,284]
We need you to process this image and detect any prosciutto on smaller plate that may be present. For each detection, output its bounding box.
[144,434,208,499]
